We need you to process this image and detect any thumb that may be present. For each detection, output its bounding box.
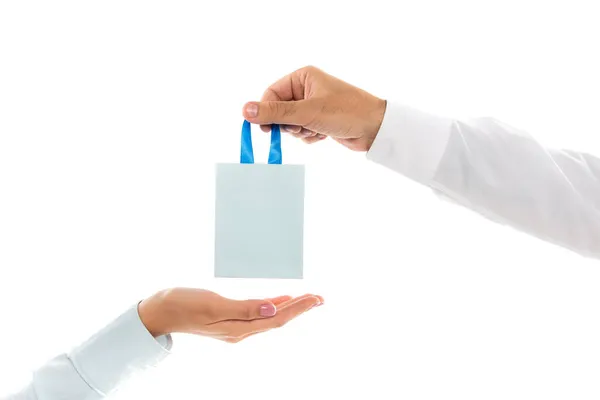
[219,299,278,321]
[243,100,314,126]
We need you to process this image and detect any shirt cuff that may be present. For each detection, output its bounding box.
[366,102,454,184]
[67,304,172,396]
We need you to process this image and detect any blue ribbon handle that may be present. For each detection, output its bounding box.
[240,120,282,164]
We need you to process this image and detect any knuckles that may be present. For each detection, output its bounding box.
[299,65,318,74]
[267,101,283,116]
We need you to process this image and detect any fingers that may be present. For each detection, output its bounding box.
[214,298,279,321]
[214,294,324,343]
[266,295,293,306]
[281,124,302,134]
[258,80,289,133]
[302,135,326,144]
[261,73,300,103]
[277,293,323,307]
[246,66,322,133]
[282,127,327,144]
[210,294,294,323]
[284,126,312,137]
[244,294,321,330]
[243,100,317,127]
[275,294,324,312]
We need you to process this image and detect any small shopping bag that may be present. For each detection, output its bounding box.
[214,120,305,279]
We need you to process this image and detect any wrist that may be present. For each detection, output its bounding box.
[138,289,176,337]
[364,97,387,151]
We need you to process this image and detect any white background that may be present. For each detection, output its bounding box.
[1,1,600,399]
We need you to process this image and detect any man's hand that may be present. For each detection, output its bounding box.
[242,65,386,152]
[138,288,323,343]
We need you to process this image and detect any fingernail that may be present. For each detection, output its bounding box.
[245,103,258,118]
[309,295,324,309]
[317,134,326,140]
[260,303,276,317]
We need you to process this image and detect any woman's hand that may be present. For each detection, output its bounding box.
[138,288,323,343]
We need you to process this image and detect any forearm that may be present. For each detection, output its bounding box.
[367,103,600,259]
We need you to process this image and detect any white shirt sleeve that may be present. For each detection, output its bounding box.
[367,102,600,259]
[2,305,172,400]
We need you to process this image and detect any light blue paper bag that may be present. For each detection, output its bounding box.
[214,121,305,279]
